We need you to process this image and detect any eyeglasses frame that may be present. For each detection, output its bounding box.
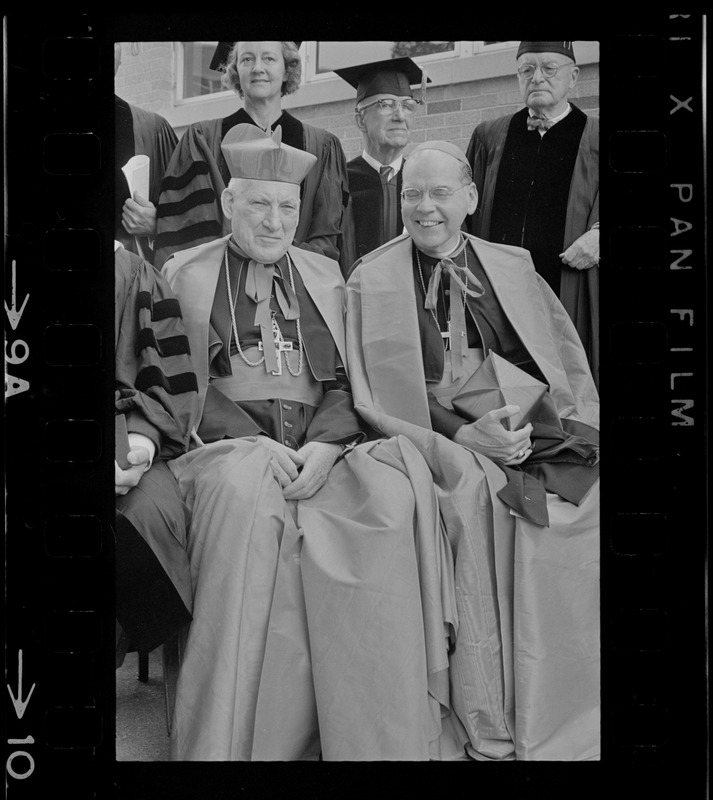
[400,183,471,205]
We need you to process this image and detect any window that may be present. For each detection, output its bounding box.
[178,42,229,100]
[307,41,459,82]
[175,41,520,103]
[475,41,518,52]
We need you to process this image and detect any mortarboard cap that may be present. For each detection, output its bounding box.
[333,56,431,106]
[210,41,302,71]
[516,41,576,62]
[220,123,317,184]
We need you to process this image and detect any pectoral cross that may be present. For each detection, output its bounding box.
[442,319,466,352]
[258,338,293,375]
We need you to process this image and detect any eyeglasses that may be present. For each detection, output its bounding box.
[516,62,571,80]
[401,184,469,205]
[358,97,422,115]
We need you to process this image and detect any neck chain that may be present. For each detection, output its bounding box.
[415,239,468,348]
[224,247,304,376]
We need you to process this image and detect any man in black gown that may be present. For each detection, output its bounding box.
[336,57,429,277]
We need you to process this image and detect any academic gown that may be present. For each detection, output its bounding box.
[466,104,599,385]
[346,233,600,761]
[339,155,403,278]
[154,109,349,269]
[114,244,199,657]
[115,97,178,262]
[161,236,458,761]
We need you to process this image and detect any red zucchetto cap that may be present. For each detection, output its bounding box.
[516,41,576,62]
[220,123,317,184]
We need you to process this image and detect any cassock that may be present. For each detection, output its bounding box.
[115,96,178,261]
[346,232,600,761]
[153,109,350,269]
[161,235,458,761]
[339,155,403,277]
[114,243,199,660]
[466,103,599,385]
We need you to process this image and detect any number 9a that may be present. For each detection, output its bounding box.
[5,339,29,365]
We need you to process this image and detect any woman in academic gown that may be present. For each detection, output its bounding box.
[153,41,349,269]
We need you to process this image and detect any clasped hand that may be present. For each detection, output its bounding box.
[122,191,157,237]
[453,404,533,466]
[115,445,152,495]
[257,437,342,500]
[559,228,599,270]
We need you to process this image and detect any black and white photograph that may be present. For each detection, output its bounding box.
[3,13,708,800]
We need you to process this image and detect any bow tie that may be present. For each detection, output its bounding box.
[527,116,554,132]
[423,255,483,312]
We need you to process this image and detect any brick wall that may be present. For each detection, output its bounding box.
[115,42,175,120]
[289,63,599,162]
[116,43,599,160]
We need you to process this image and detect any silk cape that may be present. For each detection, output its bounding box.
[162,236,459,760]
[346,233,600,760]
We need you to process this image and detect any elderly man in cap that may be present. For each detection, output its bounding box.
[346,139,600,760]
[466,41,599,385]
[160,123,457,761]
[335,57,429,276]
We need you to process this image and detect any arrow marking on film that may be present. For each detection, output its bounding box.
[7,650,36,720]
[5,260,30,331]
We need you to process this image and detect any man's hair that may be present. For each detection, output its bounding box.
[221,42,302,98]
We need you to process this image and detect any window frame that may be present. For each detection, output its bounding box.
[303,41,467,85]
[173,42,522,104]
[473,41,519,53]
[175,41,234,106]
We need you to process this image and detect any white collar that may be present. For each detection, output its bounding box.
[362,150,404,175]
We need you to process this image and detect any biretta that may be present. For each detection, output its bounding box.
[516,41,576,62]
[220,123,317,184]
[210,41,302,71]
[408,139,470,167]
[333,56,431,106]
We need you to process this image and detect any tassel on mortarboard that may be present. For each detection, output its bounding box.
[419,66,428,105]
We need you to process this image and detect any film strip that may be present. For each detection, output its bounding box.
[3,12,708,799]
[602,14,708,788]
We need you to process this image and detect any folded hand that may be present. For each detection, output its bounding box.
[454,405,533,465]
[560,229,599,270]
[282,441,343,501]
